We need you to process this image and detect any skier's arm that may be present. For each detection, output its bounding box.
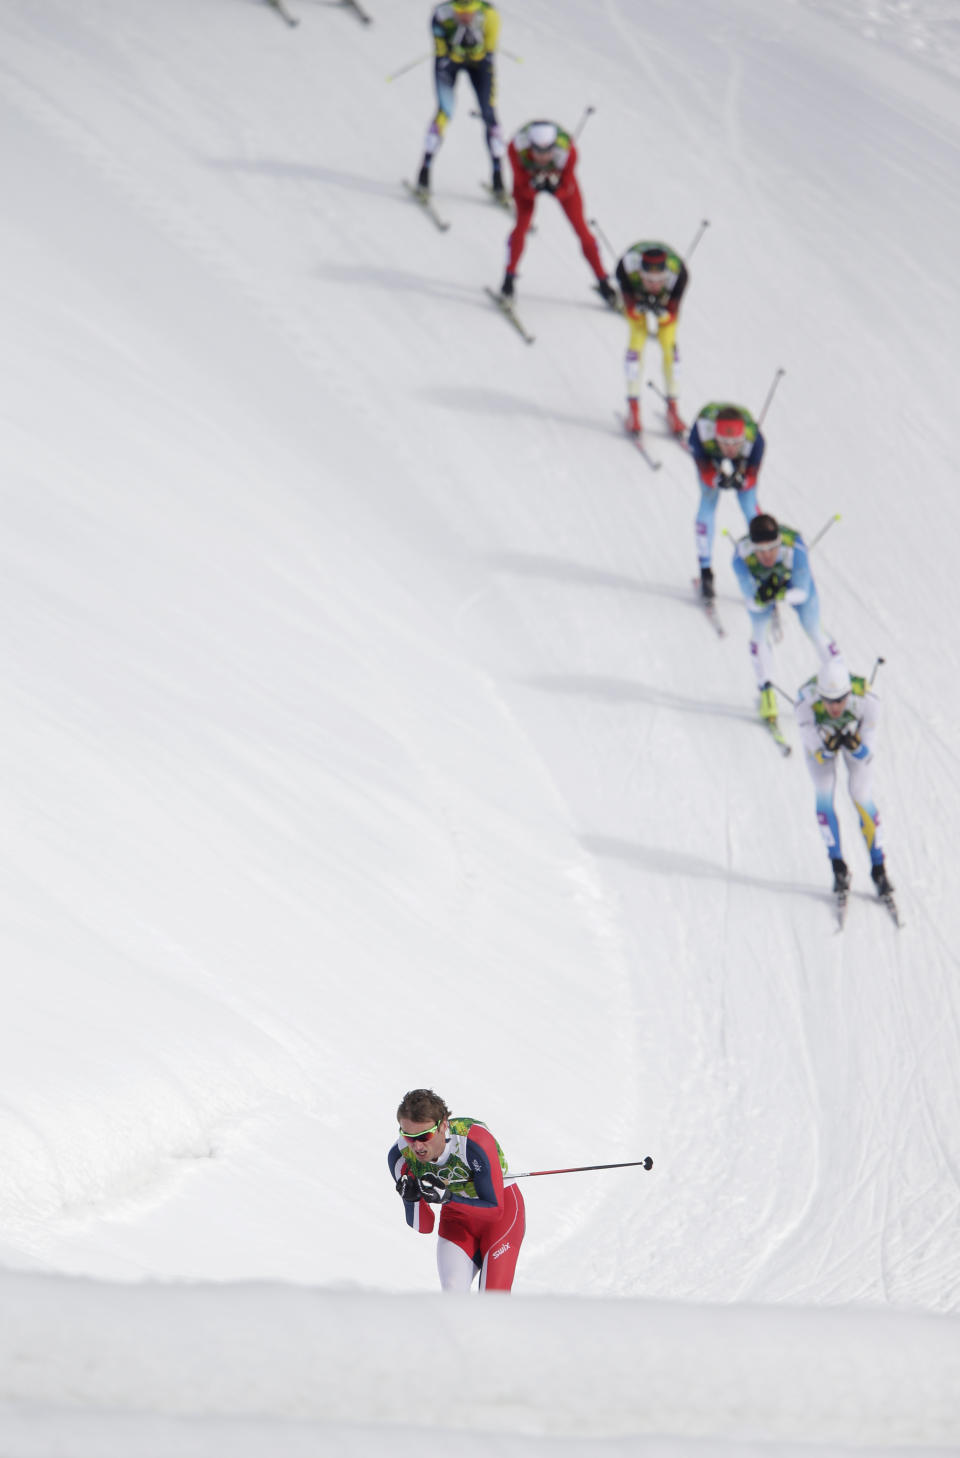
[731,548,760,603]
[446,1126,505,1222]
[690,427,718,487]
[551,139,578,202]
[388,1144,436,1233]
[482,4,500,54]
[783,543,812,606]
[665,261,689,319]
[843,692,879,761]
[796,691,832,761]
[740,431,764,489]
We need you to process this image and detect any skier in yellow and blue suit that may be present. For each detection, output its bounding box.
[415,2,505,198]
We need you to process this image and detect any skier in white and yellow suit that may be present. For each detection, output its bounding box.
[415,2,505,197]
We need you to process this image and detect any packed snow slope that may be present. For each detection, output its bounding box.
[2,0,960,1449]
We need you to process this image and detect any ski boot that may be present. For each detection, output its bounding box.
[596,276,618,307]
[871,861,894,897]
[699,565,715,602]
[666,397,687,437]
[758,682,778,723]
[626,397,642,437]
[491,163,506,200]
[832,858,851,895]
[500,270,515,300]
[416,161,431,196]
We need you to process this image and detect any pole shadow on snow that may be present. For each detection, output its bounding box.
[581,835,830,906]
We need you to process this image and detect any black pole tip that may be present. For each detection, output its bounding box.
[643,1156,654,1170]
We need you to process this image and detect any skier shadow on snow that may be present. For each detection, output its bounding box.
[581,835,831,906]
[206,159,397,197]
[487,551,737,609]
[520,672,756,723]
[433,394,615,436]
[311,262,486,306]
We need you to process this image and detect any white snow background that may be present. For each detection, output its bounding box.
[1,0,960,1451]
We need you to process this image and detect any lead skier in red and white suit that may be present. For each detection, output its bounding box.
[498,120,616,304]
[388,1088,525,1292]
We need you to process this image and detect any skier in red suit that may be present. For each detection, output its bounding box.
[499,120,616,305]
[388,1088,525,1292]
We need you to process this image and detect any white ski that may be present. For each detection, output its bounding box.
[614,412,660,470]
[484,286,535,344]
[402,180,451,232]
[266,0,299,24]
[692,578,726,637]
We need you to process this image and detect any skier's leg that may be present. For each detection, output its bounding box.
[505,197,535,275]
[466,58,505,167]
[747,607,776,687]
[657,316,679,398]
[420,59,460,176]
[558,183,606,279]
[847,757,884,866]
[436,1234,480,1292]
[695,484,719,571]
[807,754,843,862]
[625,313,648,431]
[478,1187,525,1292]
[737,484,759,525]
[795,583,840,662]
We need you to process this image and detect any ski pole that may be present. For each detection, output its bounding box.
[869,656,886,685]
[506,1156,653,1181]
[686,217,710,260]
[807,512,841,552]
[573,104,596,140]
[757,367,786,427]
[386,52,430,81]
[589,216,617,260]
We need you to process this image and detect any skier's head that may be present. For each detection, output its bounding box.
[749,513,781,565]
[715,406,747,458]
[397,1088,451,1159]
[527,121,558,163]
[639,246,669,287]
[817,660,852,715]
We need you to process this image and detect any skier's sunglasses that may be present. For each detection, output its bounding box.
[399,1117,444,1143]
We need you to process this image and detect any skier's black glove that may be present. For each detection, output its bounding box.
[417,1173,452,1205]
[756,572,784,604]
[839,727,862,752]
[396,1174,421,1201]
[821,727,844,755]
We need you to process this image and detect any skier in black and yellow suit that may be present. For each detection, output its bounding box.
[415,2,505,199]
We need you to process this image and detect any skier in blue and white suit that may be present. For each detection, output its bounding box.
[794,660,894,900]
[732,513,840,724]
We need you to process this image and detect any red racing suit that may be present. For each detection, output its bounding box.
[505,129,606,281]
[388,1117,525,1291]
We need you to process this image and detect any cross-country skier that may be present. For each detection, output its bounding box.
[690,403,763,602]
[499,121,616,303]
[615,242,689,438]
[415,2,505,198]
[388,1088,525,1293]
[732,513,841,724]
[795,662,894,900]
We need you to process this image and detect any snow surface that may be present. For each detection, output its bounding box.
[1,0,960,1451]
